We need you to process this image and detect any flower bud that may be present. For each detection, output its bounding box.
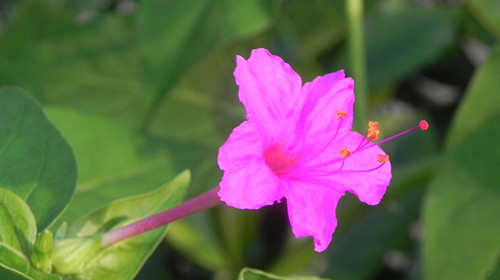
[31,230,54,273]
[51,235,102,275]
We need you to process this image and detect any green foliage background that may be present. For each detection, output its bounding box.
[0,0,499,279]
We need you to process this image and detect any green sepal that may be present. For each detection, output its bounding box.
[51,235,102,275]
[30,230,54,274]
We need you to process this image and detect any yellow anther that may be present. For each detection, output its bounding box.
[366,121,380,141]
[339,148,352,159]
[336,110,347,120]
[376,154,389,163]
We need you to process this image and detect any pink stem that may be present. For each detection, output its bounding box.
[101,186,222,247]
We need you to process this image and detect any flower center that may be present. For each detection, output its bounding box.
[263,142,298,177]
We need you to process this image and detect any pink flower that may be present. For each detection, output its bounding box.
[217,48,392,252]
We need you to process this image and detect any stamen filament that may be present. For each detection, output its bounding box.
[356,121,428,153]
[291,159,347,178]
[373,126,420,146]
[342,161,387,173]
[302,116,345,163]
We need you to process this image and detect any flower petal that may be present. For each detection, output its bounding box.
[296,71,355,158]
[218,121,283,209]
[284,180,343,252]
[234,48,302,145]
[318,131,392,205]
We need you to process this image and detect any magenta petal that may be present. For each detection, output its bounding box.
[234,48,302,143]
[297,71,355,157]
[284,180,343,252]
[218,121,283,209]
[218,121,262,171]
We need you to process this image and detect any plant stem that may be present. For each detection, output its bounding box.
[101,186,222,247]
[346,0,369,131]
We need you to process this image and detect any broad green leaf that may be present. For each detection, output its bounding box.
[323,190,423,280]
[238,268,329,280]
[64,171,190,280]
[423,44,500,279]
[468,0,500,37]
[46,108,208,227]
[137,0,275,125]
[0,88,77,230]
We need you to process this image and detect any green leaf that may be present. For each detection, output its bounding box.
[423,44,500,279]
[0,87,77,230]
[468,0,500,37]
[64,171,190,280]
[238,268,329,280]
[137,0,275,125]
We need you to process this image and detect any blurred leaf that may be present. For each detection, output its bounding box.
[366,6,459,89]
[332,5,458,90]
[0,87,77,230]
[273,0,345,66]
[0,189,62,280]
[149,48,246,148]
[66,171,190,280]
[423,44,500,279]
[468,0,500,37]
[323,189,423,280]
[166,219,230,271]
[0,1,142,124]
[268,240,317,276]
[45,108,208,227]
[238,268,329,280]
[137,0,276,125]
[217,207,260,270]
